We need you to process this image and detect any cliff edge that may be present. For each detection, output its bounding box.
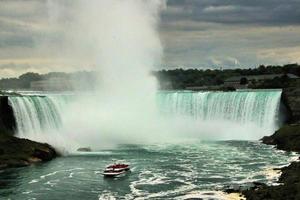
[0,133,57,169]
[0,96,16,135]
[282,86,300,123]
[242,124,300,200]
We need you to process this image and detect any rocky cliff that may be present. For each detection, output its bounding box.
[0,96,16,135]
[262,124,300,152]
[0,95,57,169]
[241,124,300,200]
[0,133,57,169]
[282,86,300,123]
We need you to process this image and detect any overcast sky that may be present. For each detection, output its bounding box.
[0,0,300,78]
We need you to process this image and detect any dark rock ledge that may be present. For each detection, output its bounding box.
[0,133,57,170]
[262,124,300,152]
[229,124,300,200]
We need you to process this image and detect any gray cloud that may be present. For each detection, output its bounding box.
[0,0,300,77]
[0,63,30,70]
[160,0,300,68]
[163,0,300,26]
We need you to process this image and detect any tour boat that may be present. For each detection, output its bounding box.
[103,163,130,177]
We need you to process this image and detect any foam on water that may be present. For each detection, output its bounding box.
[0,141,296,199]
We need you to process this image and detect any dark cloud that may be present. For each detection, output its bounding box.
[159,0,300,68]
[163,0,300,26]
[0,0,299,76]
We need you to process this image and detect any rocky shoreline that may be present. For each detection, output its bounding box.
[224,86,300,200]
[0,86,299,198]
[0,95,57,170]
[234,124,300,200]
[0,133,57,170]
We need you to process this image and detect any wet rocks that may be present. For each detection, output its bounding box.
[77,147,92,152]
[0,133,57,170]
[282,87,300,123]
[242,163,300,200]
[261,124,300,152]
[0,96,16,135]
[241,123,300,200]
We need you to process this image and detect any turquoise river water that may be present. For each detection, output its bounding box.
[0,90,295,199]
[0,141,295,199]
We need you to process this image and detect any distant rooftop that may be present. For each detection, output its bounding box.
[30,77,73,91]
[225,73,299,82]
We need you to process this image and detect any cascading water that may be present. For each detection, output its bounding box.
[7,89,283,149]
[0,1,283,151]
[0,1,295,199]
[157,90,282,132]
[8,95,68,141]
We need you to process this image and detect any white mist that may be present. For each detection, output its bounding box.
[9,1,283,152]
[57,0,169,150]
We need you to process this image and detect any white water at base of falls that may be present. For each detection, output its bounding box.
[8,90,282,148]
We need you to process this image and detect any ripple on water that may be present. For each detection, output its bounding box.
[29,179,39,184]
[0,141,296,200]
[175,190,246,200]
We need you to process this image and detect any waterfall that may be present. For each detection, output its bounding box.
[157,90,282,134]
[7,90,282,145]
[8,95,68,140]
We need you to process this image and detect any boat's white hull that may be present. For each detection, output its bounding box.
[105,167,130,171]
[102,171,126,177]
[103,163,130,177]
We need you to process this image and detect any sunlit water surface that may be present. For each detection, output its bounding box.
[0,141,295,200]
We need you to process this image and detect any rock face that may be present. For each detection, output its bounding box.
[282,87,300,123]
[0,95,57,170]
[243,165,300,200]
[241,123,300,200]
[262,124,300,152]
[77,147,92,152]
[242,161,300,200]
[0,133,57,169]
[0,96,16,135]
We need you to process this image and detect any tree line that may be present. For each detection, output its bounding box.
[0,63,299,90]
[152,63,300,89]
[0,71,96,90]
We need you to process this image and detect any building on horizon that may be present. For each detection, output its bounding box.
[30,77,74,91]
[224,73,299,89]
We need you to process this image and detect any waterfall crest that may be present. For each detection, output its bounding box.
[157,90,282,132]
[8,95,68,140]
[8,90,282,148]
